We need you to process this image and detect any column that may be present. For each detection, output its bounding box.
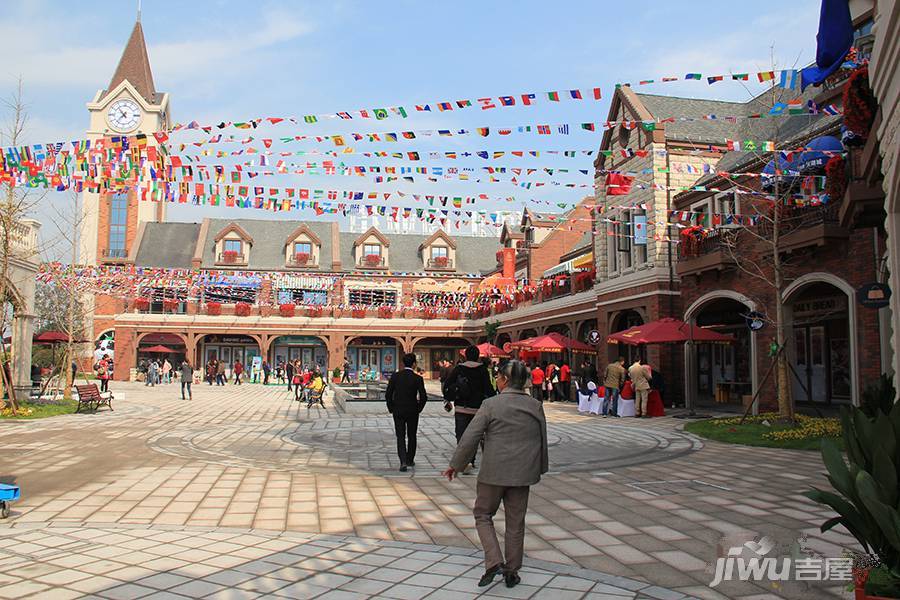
[11,312,35,397]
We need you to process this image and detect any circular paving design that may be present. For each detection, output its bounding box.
[148,415,701,475]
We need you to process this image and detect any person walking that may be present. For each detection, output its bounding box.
[558,360,571,402]
[146,359,159,387]
[340,356,351,384]
[628,358,652,418]
[443,360,548,589]
[216,360,226,386]
[385,353,428,472]
[96,354,111,393]
[206,359,215,385]
[180,360,193,400]
[262,360,271,386]
[544,361,556,402]
[233,360,244,385]
[603,357,627,417]
[442,345,495,473]
[286,359,295,392]
[529,363,545,402]
[162,358,172,384]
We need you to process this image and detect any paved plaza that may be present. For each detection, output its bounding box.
[0,382,855,599]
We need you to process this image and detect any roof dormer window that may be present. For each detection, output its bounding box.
[353,227,390,269]
[214,222,253,266]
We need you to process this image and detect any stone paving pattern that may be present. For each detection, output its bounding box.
[0,382,856,599]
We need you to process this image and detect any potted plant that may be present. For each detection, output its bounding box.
[843,66,877,141]
[222,249,239,264]
[351,308,367,318]
[235,302,252,316]
[377,306,394,319]
[825,156,848,203]
[331,367,341,384]
[434,255,449,268]
[163,299,179,312]
[364,253,381,267]
[134,297,150,312]
[804,404,900,599]
[294,252,310,265]
[206,301,221,316]
[307,306,324,318]
[679,225,708,258]
[279,303,295,317]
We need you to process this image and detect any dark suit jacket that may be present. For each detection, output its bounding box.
[386,368,428,417]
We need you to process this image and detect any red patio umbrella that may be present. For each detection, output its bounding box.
[33,331,89,344]
[510,332,597,354]
[606,318,734,345]
[459,342,510,359]
[142,345,176,354]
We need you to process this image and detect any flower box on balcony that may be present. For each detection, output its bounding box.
[293,252,309,265]
[134,297,150,312]
[377,306,394,319]
[351,308,367,318]
[206,302,222,316]
[235,302,252,317]
[307,306,324,318]
[222,250,239,264]
[433,255,449,268]
[163,299,179,312]
[279,303,295,317]
[363,254,382,267]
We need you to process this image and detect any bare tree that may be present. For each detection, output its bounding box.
[0,78,44,411]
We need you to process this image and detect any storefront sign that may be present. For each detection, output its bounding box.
[274,336,325,345]
[745,311,766,331]
[792,296,846,320]
[206,335,257,344]
[856,282,892,309]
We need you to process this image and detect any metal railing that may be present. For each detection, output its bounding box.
[101,248,129,259]
[427,257,453,269]
[358,256,386,267]
[217,253,246,264]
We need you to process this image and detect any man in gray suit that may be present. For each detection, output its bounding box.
[443,360,548,589]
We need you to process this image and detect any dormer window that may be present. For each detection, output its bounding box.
[353,227,390,268]
[284,224,322,269]
[362,244,383,267]
[420,229,457,271]
[214,222,253,266]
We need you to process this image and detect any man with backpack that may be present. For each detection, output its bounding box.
[442,345,496,473]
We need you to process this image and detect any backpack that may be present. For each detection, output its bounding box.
[444,371,472,404]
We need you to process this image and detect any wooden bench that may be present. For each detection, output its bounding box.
[74,384,114,413]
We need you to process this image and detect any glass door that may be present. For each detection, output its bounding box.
[809,326,827,402]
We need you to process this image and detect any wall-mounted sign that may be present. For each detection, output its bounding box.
[856,282,892,309]
[587,330,601,344]
[792,296,847,320]
[745,311,766,331]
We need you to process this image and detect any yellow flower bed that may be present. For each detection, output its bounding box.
[708,412,842,441]
[0,406,34,417]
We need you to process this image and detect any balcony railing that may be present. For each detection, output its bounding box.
[101,248,129,259]
[287,257,318,268]
[358,256,386,268]
[678,232,734,260]
[217,253,247,264]
[426,257,454,270]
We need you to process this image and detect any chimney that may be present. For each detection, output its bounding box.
[501,247,516,279]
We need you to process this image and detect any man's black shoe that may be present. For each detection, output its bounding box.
[478,564,504,587]
[504,572,520,588]
[399,465,408,472]
[408,461,415,467]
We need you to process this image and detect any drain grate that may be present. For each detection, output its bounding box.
[627,479,731,496]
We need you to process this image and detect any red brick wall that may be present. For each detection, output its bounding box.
[529,201,593,280]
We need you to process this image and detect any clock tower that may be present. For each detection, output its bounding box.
[81,17,170,268]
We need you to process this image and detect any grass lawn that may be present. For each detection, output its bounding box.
[684,413,843,451]
[0,399,78,419]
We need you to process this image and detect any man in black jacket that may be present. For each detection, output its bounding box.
[443,345,495,473]
[386,353,428,472]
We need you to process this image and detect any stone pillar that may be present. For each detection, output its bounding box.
[11,312,35,397]
[113,328,137,381]
[327,335,347,373]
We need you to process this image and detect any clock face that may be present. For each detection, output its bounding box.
[107,99,141,132]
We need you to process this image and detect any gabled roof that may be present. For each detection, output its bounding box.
[418,229,456,251]
[285,223,322,247]
[105,21,156,104]
[353,226,391,248]
[213,222,254,244]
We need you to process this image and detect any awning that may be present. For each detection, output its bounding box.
[761,156,799,191]
[572,252,594,270]
[542,260,573,278]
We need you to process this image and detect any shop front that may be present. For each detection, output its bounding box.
[201,334,260,377]
[690,298,754,409]
[788,288,852,405]
[346,337,399,381]
[270,336,327,370]
[412,337,470,379]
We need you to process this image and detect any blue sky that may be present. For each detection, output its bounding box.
[1,0,824,257]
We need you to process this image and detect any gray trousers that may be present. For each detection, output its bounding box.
[473,482,530,573]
